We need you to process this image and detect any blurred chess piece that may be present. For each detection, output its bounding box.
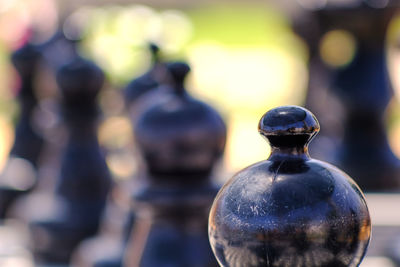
[75,61,226,267]
[292,0,400,191]
[209,105,371,266]
[70,44,171,267]
[126,61,226,266]
[71,198,134,267]
[28,54,112,265]
[0,42,44,218]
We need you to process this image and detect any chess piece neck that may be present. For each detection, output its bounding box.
[269,146,310,162]
[167,61,190,96]
[259,106,319,162]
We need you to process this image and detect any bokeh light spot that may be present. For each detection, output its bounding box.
[320,29,357,68]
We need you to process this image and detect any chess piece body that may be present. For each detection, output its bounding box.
[209,106,371,267]
[0,43,44,218]
[124,62,226,266]
[30,56,112,264]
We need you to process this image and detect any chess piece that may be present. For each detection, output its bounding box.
[290,5,341,163]
[209,106,371,267]
[70,190,134,267]
[71,45,169,267]
[39,30,80,71]
[293,1,400,191]
[74,61,225,267]
[0,42,44,218]
[29,55,112,264]
[323,3,400,192]
[120,61,226,266]
[124,43,164,108]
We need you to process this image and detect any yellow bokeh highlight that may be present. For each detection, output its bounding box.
[320,29,357,68]
[0,116,14,173]
[389,119,400,159]
[387,13,400,101]
[66,4,308,174]
[106,152,137,180]
[187,42,307,173]
[225,113,270,174]
[188,43,307,112]
[98,116,133,149]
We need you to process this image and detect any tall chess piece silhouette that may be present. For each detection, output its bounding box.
[77,61,225,267]
[71,45,169,267]
[29,54,112,265]
[0,42,44,218]
[125,61,226,266]
[209,105,371,267]
[294,1,400,191]
[87,61,224,267]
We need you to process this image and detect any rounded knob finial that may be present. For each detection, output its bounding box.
[56,57,104,99]
[166,61,190,93]
[209,105,370,267]
[11,43,41,78]
[258,105,320,148]
[149,42,160,57]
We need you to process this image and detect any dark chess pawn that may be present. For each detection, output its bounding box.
[76,61,226,267]
[0,42,44,218]
[29,55,112,265]
[120,61,226,266]
[74,62,226,267]
[209,106,371,267]
[70,45,168,267]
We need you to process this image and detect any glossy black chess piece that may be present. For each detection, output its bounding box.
[209,105,371,267]
[0,42,44,218]
[29,55,112,264]
[293,1,400,191]
[107,61,225,267]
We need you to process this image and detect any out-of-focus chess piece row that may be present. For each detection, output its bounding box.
[0,17,228,265]
[1,1,400,266]
[0,31,112,266]
[73,61,226,266]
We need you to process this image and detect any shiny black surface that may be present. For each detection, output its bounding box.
[209,106,371,267]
